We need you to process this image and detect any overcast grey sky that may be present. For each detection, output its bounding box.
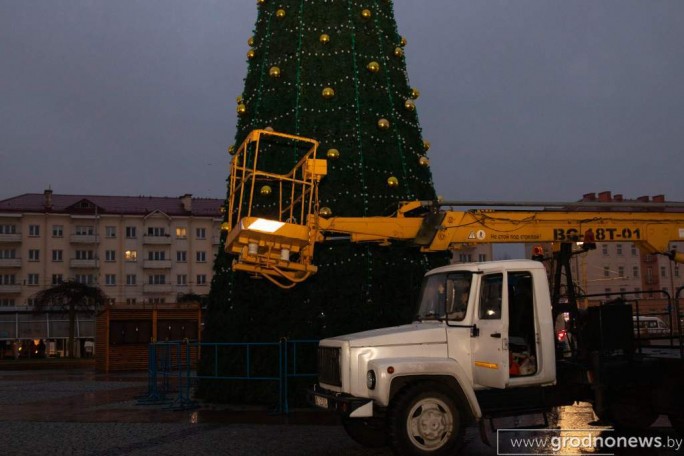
[1,0,683,203]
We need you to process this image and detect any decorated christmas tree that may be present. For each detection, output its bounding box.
[203,1,448,389]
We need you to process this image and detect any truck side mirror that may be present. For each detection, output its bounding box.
[471,324,479,337]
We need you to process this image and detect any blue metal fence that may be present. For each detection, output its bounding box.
[138,338,318,413]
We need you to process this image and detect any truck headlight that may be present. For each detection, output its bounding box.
[366,370,376,390]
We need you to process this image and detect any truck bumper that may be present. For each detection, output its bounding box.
[307,384,374,417]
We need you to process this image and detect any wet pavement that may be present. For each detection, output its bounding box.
[0,366,680,455]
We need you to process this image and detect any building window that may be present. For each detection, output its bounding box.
[29,225,40,237]
[603,266,610,278]
[478,254,487,262]
[661,266,667,278]
[196,274,207,285]
[147,227,167,237]
[75,225,94,235]
[0,224,17,234]
[52,274,63,285]
[196,251,206,262]
[616,244,623,256]
[676,266,680,278]
[75,274,95,285]
[126,274,137,286]
[601,244,608,255]
[618,266,624,278]
[27,274,40,286]
[75,250,95,260]
[177,274,187,286]
[125,226,137,238]
[52,225,63,237]
[0,249,17,259]
[0,299,16,307]
[105,250,116,262]
[126,298,137,305]
[458,254,472,263]
[149,274,166,285]
[0,274,17,285]
[633,266,639,278]
[105,226,116,238]
[176,227,187,239]
[150,297,166,304]
[125,250,137,261]
[631,245,637,256]
[148,251,166,261]
[176,251,187,262]
[105,274,116,286]
[28,249,40,262]
[52,250,63,262]
[196,228,206,239]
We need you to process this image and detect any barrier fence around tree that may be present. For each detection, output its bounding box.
[138,339,318,413]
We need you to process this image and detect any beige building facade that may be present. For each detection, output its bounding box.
[0,190,224,309]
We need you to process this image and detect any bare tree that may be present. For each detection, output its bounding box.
[33,281,109,358]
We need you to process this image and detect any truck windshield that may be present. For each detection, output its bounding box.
[416,272,472,321]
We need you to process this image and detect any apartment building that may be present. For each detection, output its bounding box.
[0,190,224,309]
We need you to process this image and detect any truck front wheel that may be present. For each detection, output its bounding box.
[388,382,465,455]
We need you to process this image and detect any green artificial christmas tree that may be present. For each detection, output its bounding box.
[201,0,448,401]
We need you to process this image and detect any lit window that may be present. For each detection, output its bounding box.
[125,250,137,261]
[176,227,187,239]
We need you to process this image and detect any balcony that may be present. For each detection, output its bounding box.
[0,258,22,268]
[70,259,99,268]
[143,260,172,269]
[70,234,99,244]
[142,283,173,293]
[0,233,22,243]
[0,284,21,294]
[143,235,172,245]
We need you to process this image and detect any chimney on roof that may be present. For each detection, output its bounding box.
[652,194,665,203]
[181,194,192,213]
[598,191,612,202]
[582,193,596,201]
[44,188,53,210]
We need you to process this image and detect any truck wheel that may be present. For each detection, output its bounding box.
[341,416,387,448]
[388,383,464,455]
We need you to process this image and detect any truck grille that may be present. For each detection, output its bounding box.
[317,346,341,387]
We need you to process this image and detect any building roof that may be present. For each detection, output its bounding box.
[0,192,224,217]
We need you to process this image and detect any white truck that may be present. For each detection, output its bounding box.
[308,259,684,455]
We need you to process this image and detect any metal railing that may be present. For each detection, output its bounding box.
[138,338,318,413]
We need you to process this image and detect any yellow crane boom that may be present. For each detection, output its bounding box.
[223,130,684,288]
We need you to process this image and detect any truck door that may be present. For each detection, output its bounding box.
[471,272,509,388]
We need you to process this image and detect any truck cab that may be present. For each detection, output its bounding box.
[310,260,558,455]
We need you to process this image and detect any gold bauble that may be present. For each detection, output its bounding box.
[228,145,236,155]
[237,103,247,115]
[264,126,274,132]
[387,176,399,188]
[219,206,227,214]
[366,61,380,73]
[257,0,266,5]
[236,95,243,104]
[404,99,416,111]
[423,140,431,151]
[326,148,340,159]
[377,118,390,130]
[220,222,231,231]
[410,88,420,99]
[319,33,330,44]
[418,156,430,167]
[361,9,372,19]
[247,49,256,60]
[247,37,254,47]
[322,87,335,99]
[260,185,272,197]
[319,207,332,217]
[269,66,281,78]
[400,36,407,47]
[393,47,404,58]
[276,9,286,19]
